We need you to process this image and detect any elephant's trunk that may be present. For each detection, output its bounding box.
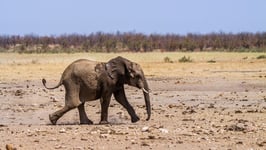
[142,78,151,121]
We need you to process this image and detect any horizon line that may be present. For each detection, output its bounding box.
[1,31,266,37]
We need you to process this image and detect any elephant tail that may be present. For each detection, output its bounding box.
[42,78,62,90]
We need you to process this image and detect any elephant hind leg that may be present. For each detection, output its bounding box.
[78,103,93,124]
[49,106,74,125]
[99,93,112,124]
[49,82,81,125]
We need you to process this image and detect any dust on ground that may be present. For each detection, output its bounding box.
[0,53,266,150]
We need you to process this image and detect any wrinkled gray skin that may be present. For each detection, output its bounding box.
[42,56,151,125]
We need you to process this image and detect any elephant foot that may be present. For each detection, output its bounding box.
[49,114,58,125]
[99,120,109,125]
[131,116,140,123]
[80,119,93,125]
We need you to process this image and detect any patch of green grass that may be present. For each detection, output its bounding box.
[179,56,192,63]
[163,56,174,63]
[207,60,216,63]
[257,55,266,59]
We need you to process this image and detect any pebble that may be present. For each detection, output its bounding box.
[159,128,169,133]
[33,139,39,143]
[55,145,66,149]
[59,128,66,133]
[100,134,109,138]
[81,137,88,141]
[6,144,17,150]
[14,90,23,96]
[141,126,149,132]
[141,142,150,146]
[148,135,156,139]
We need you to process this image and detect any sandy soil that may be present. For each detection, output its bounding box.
[0,53,266,150]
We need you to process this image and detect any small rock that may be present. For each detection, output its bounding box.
[141,142,150,146]
[6,144,17,150]
[168,104,177,108]
[90,131,98,134]
[59,128,66,133]
[182,107,197,114]
[159,128,169,133]
[81,137,88,141]
[257,141,266,147]
[48,138,59,141]
[165,114,174,118]
[131,140,137,144]
[50,97,59,102]
[182,118,195,122]
[235,110,242,113]
[99,134,109,138]
[33,139,39,143]
[55,145,66,149]
[148,135,156,139]
[208,103,215,108]
[14,90,23,96]
[142,126,149,132]
[225,123,246,132]
[0,124,7,127]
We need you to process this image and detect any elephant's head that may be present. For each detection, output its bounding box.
[106,56,151,121]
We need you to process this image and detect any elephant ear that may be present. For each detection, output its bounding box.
[106,56,127,80]
[105,62,116,79]
[124,60,135,78]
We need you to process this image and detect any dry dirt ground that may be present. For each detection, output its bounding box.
[0,53,266,150]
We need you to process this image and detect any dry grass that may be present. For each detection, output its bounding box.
[0,52,265,81]
[0,52,265,63]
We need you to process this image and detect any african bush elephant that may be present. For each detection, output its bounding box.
[42,56,151,125]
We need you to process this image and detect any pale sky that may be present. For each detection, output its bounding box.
[1,0,266,35]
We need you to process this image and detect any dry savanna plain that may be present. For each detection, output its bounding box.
[0,52,266,150]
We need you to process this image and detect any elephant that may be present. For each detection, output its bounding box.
[42,56,151,125]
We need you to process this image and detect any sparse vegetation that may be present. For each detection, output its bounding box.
[0,32,266,53]
[0,52,265,80]
[257,55,266,59]
[179,56,192,63]
[207,60,216,63]
[164,57,173,63]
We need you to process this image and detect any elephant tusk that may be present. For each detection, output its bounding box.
[142,88,149,94]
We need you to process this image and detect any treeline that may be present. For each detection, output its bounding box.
[0,32,266,53]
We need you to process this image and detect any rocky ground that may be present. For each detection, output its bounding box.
[0,53,266,150]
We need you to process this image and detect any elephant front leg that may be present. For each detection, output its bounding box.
[99,94,112,124]
[114,89,140,123]
[78,103,93,125]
